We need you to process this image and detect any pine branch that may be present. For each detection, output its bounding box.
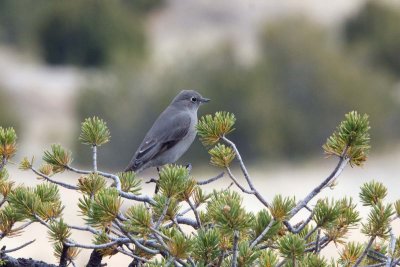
[315,229,321,253]
[250,219,274,248]
[197,172,224,185]
[114,220,160,255]
[92,145,97,173]
[155,198,170,229]
[353,236,375,267]
[1,239,35,253]
[222,136,270,208]
[59,243,69,267]
[187,198,201,228]
[226,167,254,194]
[232,230,239,267]
[66,165,156,205]
[31,166,78,190]
[0,157,6,172]
[387,227,396,267]
[284,210,315,234]
[289,154,350,218]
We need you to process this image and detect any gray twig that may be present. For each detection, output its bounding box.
[188,198,201,228]
[155,198,170,229]
[197,172,224,185]
[66,165,156,205]
[92,145,97,173]
[250,219,274,248]
[387,227,396,267]
[1,239,35,253]
[353,236,375,267]
[232,230,239,267]
[31,167,78,190]
[223,137,270,208]
[289,154,349,218]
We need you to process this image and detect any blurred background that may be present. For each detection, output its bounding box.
[1,0,400,168]
[2,0,400,265]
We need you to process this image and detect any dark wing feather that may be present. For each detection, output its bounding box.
[124,108,191,172]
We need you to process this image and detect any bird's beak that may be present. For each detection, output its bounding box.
[200,97,210,103]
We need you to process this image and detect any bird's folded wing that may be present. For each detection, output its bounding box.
[125,112,191,171]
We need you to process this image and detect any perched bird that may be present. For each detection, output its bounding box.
[124,90,210,173]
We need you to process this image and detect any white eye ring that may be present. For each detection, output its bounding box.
[191,97,197,102]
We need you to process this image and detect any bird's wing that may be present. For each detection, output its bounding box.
[124,110,191,172]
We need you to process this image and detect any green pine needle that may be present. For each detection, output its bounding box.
[323,111,370,166]
[77,173,107,196]
[166,228,193,259]
[0,127,17,159]
[253,209,281,243]
[207,190,253,236]
[197,111,236,146]
[338,242,363,266]
[313,198,341,229]
[359,180,387,206]
[19,157,33,171]
[301,254,328,267]
[85,188,123,228]
[208,144,236,168]
[124,203,152,237]
[7,186,41,220]
[153,195,181,223]
[0,169,14,198]
[0,205,25,237]
[158,165,189,198]
[277,233,305,262]
[361,202,394,239]
[48,218,71,243]
[42,144,72,173]
[394,200,400,218]
[270,195,296,221]
[258,249,279,267]
[192,228,221,265]
[35,183,60,203]
[79,117,111,147]
[116,171,142,195]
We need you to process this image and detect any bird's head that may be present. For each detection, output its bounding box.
[171,90,210,110]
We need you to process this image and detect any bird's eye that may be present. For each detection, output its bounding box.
[191,97,197,102]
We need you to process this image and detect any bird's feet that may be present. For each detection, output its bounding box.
[185,163,192,173]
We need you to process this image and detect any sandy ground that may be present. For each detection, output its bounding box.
[2,149,400,265]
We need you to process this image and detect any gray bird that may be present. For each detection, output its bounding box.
[124,90,210,173]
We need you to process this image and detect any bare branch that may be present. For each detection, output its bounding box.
[250,219,274,248]
[315,228,321,253]
[31,167,78,190]
[353,236,375,267]
[226,167,254,194]
[116,247,149,262]
[232,230,239,267]
[65,239,127,250]
[0,157,7,171]
[197,172,224,185]
[284,210,315,234]
[66,165,156,205]
[187,198,201,228]
[289,156,349,218]
[92,145,97,173]
[114,220,160,255]
[387,227,396,267]
[155,198,170,229]
[223,137,270,208]
[1,239,35,253]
